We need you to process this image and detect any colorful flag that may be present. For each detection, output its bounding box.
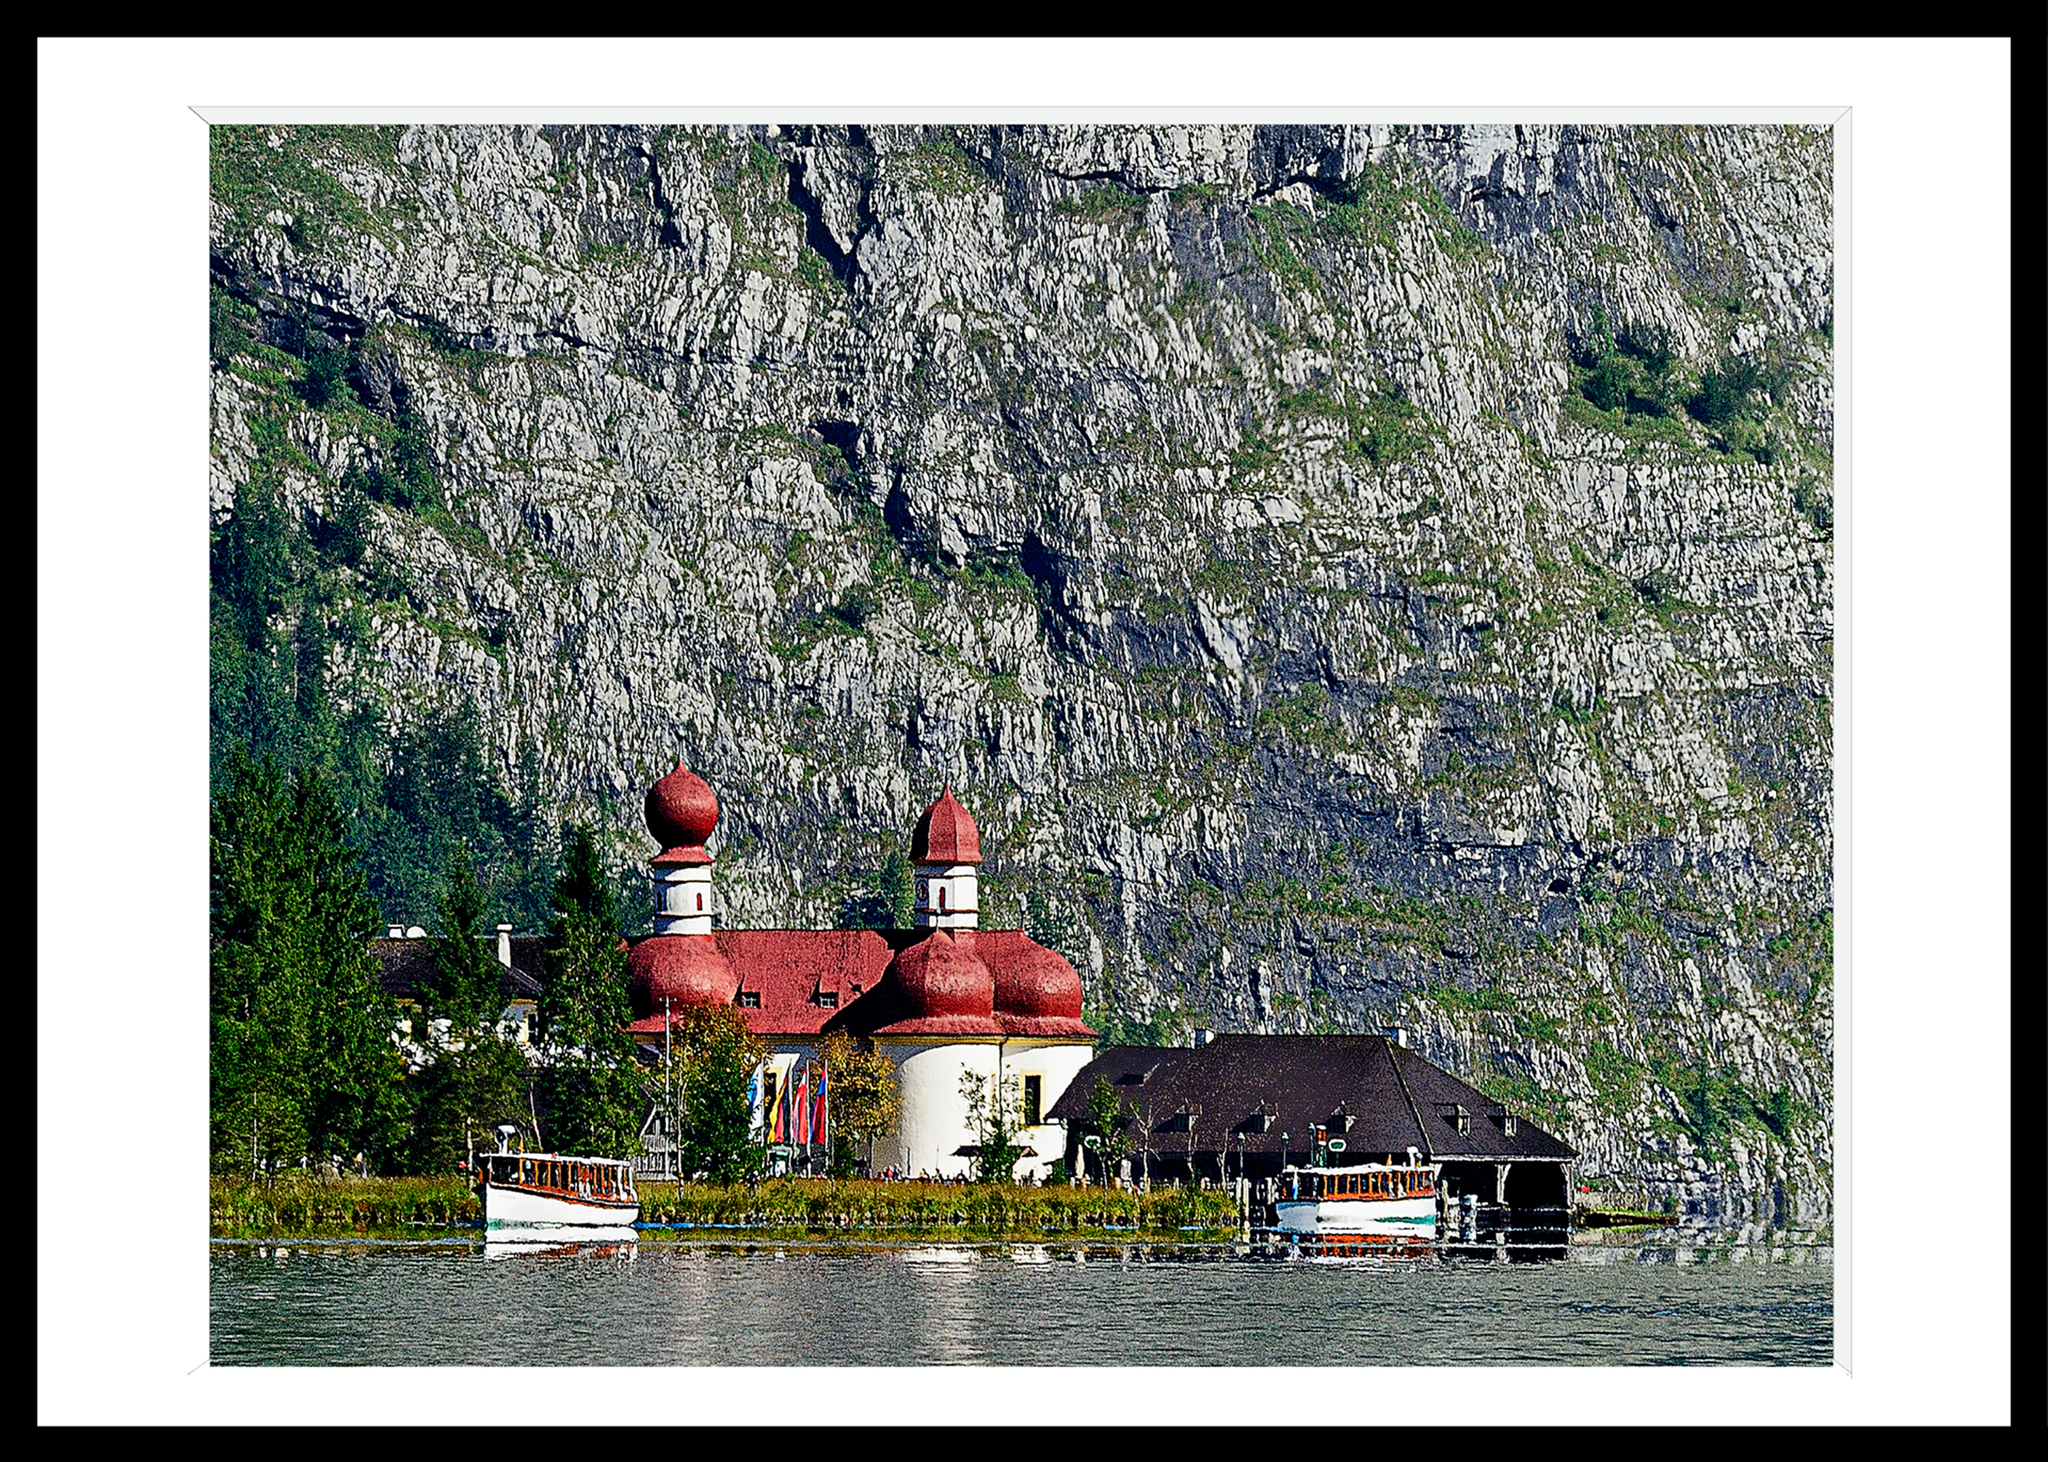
[768,1069,785,1144]
[812,1065,829,1147]
[795,1063,812,1147]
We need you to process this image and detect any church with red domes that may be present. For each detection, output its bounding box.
[625,761,1096,1180]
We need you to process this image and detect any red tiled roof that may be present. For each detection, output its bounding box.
[618,927,1093,1042]
[626,928,898,1037]
[626,934,739,1018]
[909,785,982,865]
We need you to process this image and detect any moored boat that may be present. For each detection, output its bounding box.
[476,1129,640,1231]
[1273,1161,1439,1241]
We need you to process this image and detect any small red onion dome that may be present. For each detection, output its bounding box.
[645,761,719,866]
[909,785,982,865]
[884,930,995,1019]
[993,940,1085,1021]
[626,934,739,1018]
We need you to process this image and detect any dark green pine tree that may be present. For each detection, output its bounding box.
[287,765,411,1170]
[840,848,916,931]
[211,748,407,1176]
[404,844,534,1173]
[534,825,647,1156]
[212,749,316,1177]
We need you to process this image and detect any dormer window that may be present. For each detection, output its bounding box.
[814,991,839,1009]
[736,990,761,1009]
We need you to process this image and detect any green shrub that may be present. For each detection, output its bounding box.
[299,347,348,408]
[1792,478,1833,534]
[1687,354,1763,425]
[1584,1040,1641,1104]
[1571,310,1687,422]
[210,286,256,365]
[1057,183,1146,224]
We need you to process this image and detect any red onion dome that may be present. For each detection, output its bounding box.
[909,785,982,865]
[645,761,719,864]
[993,939,1085,1020]
[626,935,738,1019]
[884,930,994,1019]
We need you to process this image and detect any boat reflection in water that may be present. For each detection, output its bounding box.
[484,1229,638,1261]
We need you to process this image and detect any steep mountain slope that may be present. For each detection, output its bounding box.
[209,122,1833,1225]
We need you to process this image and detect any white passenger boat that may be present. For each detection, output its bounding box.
[1273,1162,1439,1242]
[476,1130,640,1233]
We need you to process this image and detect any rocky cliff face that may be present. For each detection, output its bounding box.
[209,122,1834,1226]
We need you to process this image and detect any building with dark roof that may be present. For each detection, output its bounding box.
[1047,1033,1577,1230]
[368,925,545,1054]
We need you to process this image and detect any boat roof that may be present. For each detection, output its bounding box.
[1282,1161,1435,1173]
[490,1152,634,1166]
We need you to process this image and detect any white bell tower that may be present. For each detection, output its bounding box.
[910,784,983,930]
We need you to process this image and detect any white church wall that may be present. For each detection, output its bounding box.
[873,1038,1096,1181]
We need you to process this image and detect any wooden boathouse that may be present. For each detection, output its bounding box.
[1046,1033,1577,1249]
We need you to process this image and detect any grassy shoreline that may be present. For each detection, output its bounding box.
[210,1175,1242,1241]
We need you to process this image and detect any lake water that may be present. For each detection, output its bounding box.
[209,1232,1832,1366]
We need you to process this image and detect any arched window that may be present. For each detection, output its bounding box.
[696,892,704,911]
[938,886,947,913]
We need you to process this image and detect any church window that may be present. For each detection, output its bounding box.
[938,886,947,913]
[696,892,703,911]
[1022,1074,1043,1126]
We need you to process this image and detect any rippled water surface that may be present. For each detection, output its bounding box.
[210,1239,1832,1366]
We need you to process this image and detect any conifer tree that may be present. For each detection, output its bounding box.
[211,748,406,1176]
[404,845,532,1173]
[535,825,646,1156]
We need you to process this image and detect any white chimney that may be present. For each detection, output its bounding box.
[496,924,514,968]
